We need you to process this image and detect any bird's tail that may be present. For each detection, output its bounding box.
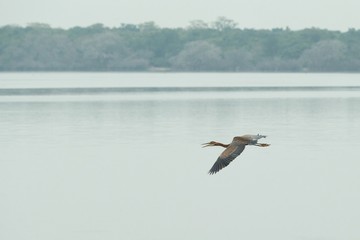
[256,134,267,139]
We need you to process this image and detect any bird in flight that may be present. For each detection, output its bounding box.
[202,134,270,174]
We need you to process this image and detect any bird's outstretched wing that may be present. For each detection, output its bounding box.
[208,144,246,174]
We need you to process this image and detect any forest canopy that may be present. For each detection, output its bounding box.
[1,18,360,72]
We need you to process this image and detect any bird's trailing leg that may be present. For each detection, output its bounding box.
[255,143,271,147]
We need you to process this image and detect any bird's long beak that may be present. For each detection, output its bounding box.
[202,142,213,148]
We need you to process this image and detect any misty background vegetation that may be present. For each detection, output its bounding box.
[1,17,360,72]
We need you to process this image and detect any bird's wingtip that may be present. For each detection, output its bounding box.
[208,169,217,175]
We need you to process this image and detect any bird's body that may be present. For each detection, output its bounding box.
[202,134,270,174]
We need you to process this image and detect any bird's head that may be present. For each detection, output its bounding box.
[202,141,218,148]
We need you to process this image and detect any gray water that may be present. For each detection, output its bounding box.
[1,73,360,240]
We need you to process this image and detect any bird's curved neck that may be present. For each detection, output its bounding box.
[214,142,230,148]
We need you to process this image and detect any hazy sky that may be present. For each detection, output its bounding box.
[1,0,360,30]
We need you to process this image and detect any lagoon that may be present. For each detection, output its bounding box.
[1,73,360,240]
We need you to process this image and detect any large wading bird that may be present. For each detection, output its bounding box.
[202,134,270,174]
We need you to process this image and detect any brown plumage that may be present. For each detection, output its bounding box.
[202,134,270,174]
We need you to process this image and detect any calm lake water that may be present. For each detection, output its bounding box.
[1,73,360,240]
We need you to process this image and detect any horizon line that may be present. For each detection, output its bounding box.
[1,22,358,32]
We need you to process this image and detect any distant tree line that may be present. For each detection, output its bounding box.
[1,18,360,72]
